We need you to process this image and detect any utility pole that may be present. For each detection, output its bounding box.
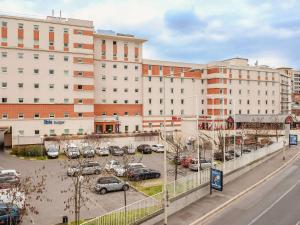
[163,75,168,225]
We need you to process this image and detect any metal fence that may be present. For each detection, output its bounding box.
[81,139,284,225]
[81,192,163,225]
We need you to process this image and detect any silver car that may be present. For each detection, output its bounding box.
[46,145,59,158]
[96,147,110,156]
[65,144,80,159]
[95,177,129,194]
[189,159,213,171]
[67,161,101,176]
[81,146,95,158]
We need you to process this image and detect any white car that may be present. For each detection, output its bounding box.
[46,145,59,158]
[151,144,164,153]
[115,163,146,177]
[65,143,80,159]
[0,189,25,208]
[0,169,21,178]
[104,160,123,173]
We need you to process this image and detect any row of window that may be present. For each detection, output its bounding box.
[101,75,140,81]
[101,63,139,70]
[1,112,83,119]
[101,100,140,104]
[1,82,70,89]
[1,97,71,103]
[1,52,70,61]
[17,128,84,136]
[0,67,71,75]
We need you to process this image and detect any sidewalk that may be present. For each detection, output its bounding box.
[155,146,300,225]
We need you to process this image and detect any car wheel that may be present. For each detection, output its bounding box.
[155,174,160,178]
[100,188,107,195]
[123,184,129,191]
[95,170,100,175]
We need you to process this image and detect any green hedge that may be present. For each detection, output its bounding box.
[11,145,45,157]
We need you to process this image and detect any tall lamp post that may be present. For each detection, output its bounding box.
[162,68,200,225]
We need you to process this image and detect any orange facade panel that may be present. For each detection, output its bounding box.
[113,44,117,57]
[33,30,39,41]
[1,42,7,46]
[73,29,93,36]
[73,57,93,64]
[207,68,220,74]
[101,44,106,52]
[142,64,148,75]
[94,104,143,116]
[207,109,227,116]
[49,32,54,42]
[1,27,7,38]
[73,43,93,49]
[135,47,139,59]
[73,85,94,91]
[151,65,159,75]
[0,104,79,119]
[163,66,171,76]
[173,67,182,77]
[207,99,228,105]
[184,70,201,78]
[17,29,24,39]
[207,88,227,95]
[63,33,69,44]
[17,44,24,48]
[74,98,94,105]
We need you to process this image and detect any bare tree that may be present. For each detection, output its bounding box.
[0,167,47,225]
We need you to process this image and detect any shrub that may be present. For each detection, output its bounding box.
[11,145,45,157]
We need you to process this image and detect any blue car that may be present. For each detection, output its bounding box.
[0,203,20,225]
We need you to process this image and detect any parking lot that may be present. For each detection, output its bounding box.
[0,144,197,225]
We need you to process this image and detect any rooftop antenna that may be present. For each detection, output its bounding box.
[52,9,54,17]
[255,60,258,66]
[59,10,61,19]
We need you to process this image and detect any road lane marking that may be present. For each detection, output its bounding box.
[247,179,300,225]
[189,149,300,225]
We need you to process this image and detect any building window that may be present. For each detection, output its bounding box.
[34,98,39,103]
[18,53,23,59]
[64,84,69,89]
[160,88,163,93]
[78,113,83,117]
[124,65,128,69]
[49,55,54,60]
[34,83,39,88]
[18,98,23,103]
[77,85,83,90]
[49,69,54,75]
[124,100,128,104]
[135,77,139,81]
[181,99,184,104]
[113,76,117,80]
[1,21,7,27]
[18,113,24,119]
[1,52,7,58]
[64,56,69,62]
[18,130,24,135]
[181,88,184,94]
[1,67,7,73]
[1,82,7,88]
[124,112,128,116]
[170,88,174,93]
[124,77,128,81]
[34,113,40,118]
[148,87,152,93]
[113,100,118,103]
[18,68,23,74]
[64,98,69,103]
[49,98,55,103]
[34,54,39,59]
[64,113,69,118]
[34,69,39,74]
[170,99,174,104]
[148,110,152,115]
[160,110,163,115]
[2,113,8,119]
[124,88,128,93]
[1,98,7,103]
[18,83,23,88]
[78,99,83,104]
[113,64,117,69]
[49,84,55,89]
[160,99,163,104]
[135,65,139,70]
[49,113,55,118]
[113,88,117,92]
[64,70,69,76]
[148,76,152,81]
[102,63,106,68]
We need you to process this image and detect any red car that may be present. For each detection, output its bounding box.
[180,156,193,168]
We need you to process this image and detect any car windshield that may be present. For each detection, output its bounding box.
[83,146,92,151]
[69,147,78,152]
[48,147,57,152]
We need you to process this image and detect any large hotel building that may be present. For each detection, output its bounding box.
[0,14,293,144]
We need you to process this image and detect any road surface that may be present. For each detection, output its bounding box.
[202,158,300,225]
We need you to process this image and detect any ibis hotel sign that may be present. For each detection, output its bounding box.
[44,120,65,125]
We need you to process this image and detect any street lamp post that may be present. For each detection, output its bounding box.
[162,68,200,225]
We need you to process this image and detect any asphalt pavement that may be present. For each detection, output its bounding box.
[155,145,300,225]
[203,157,300,225]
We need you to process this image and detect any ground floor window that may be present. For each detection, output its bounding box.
[135,125,139,131]
[78,128,83,135]
[34,130,39,135]
[64,129,69,135]
[125,126,129,132]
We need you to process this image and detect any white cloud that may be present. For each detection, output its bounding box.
[248,51,291,68]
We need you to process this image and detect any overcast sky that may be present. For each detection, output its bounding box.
[1,0,299,69]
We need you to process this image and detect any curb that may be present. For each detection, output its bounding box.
[189,150,300,225]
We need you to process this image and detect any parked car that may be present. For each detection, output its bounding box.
[0,203,20,225]
[137,144,152,154]
[114,163,146,177]
[0,176,19,189]
[181,156,193,168]
[189,159,213,171]
[80,146,95,158]
[109,146,124,156]
[228,150,240,158]
[95,147,110,156]
[65,144,80,159]
[46,145,59,158]
[242,148,252,154]
[173,155,187,165]
[214,152,234,161]
[67,161,101,176]
[151,144,164,153]
[104,160,123,173]
[127,168,161,181]
[121,145,136,154]
[0,189,25,208]
[95,177,129,195]
[0,170,20,178]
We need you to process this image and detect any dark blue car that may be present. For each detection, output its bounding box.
[0,203,20,225]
